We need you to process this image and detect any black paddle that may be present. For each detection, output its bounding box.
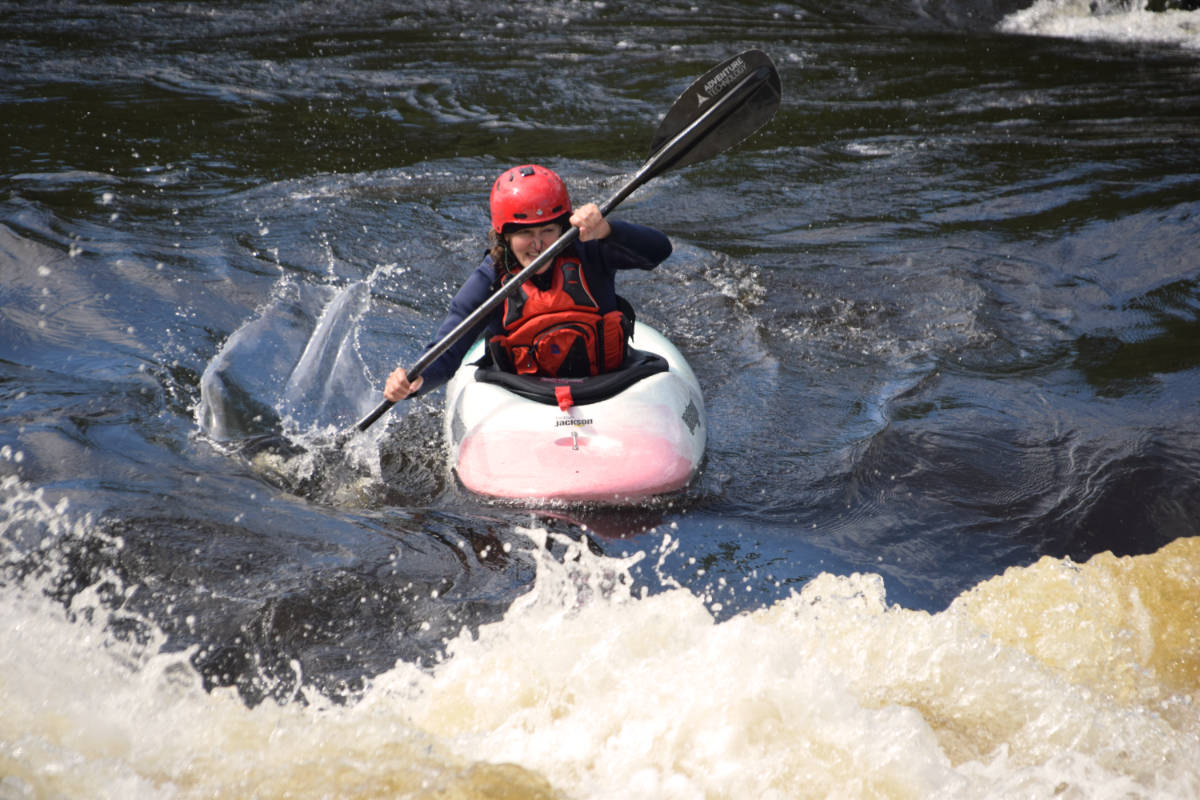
[355,49,781,432]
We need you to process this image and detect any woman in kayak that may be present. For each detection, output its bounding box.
[384,164,672,401]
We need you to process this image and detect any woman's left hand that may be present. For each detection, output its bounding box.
[570,203,611,242]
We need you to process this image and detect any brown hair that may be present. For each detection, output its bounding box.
[487,230,510,275]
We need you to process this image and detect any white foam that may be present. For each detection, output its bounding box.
[3,484,1199,799]
[1000,0,1200,49]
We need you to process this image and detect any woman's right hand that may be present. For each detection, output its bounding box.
[384,367,423,402]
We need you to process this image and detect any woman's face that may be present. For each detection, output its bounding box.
[505,222,563,270]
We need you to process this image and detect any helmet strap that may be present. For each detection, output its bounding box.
[502,243,520,275]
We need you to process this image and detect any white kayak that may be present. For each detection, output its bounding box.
[443,322,706,504]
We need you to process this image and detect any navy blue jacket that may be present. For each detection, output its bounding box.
[414,219,671,395]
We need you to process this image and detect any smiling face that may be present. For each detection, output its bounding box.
[504,222,564,270]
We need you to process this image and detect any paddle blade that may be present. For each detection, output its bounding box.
[648,49,781,171]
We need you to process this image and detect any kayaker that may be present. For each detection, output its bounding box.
[384,164,672,401]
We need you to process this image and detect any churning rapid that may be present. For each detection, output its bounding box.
[3,0,1200,797]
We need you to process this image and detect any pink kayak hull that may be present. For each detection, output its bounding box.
[456,427,696,503]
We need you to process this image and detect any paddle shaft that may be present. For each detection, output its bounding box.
[355,62,773,432]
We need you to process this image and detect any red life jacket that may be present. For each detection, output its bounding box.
[488,255,629,377]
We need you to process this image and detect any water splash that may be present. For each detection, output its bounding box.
[196,279,374,442]
[378,531,1200,799]
[1000,0,1200,49]
[3,477,1199,799]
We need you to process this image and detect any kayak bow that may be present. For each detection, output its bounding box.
[444,323,706,504]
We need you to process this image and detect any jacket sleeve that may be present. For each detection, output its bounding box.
[411,259,498,396]
[587,219,672,271]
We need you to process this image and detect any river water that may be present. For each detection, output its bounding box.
[3,1,1200,797]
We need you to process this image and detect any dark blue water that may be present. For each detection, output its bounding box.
[3,3,1200,794]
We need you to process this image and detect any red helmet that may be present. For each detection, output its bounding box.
[489,164,571,234]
